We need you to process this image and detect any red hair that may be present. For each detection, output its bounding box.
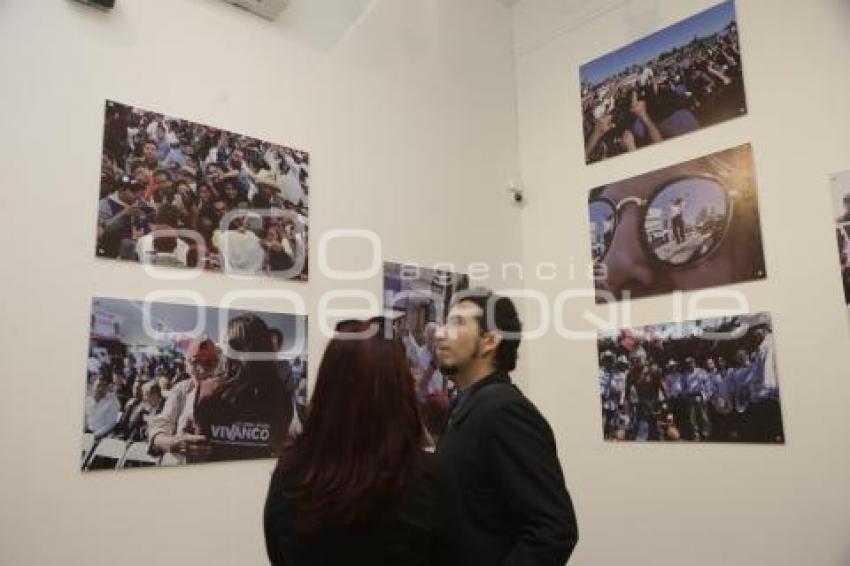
[276,319,423,534]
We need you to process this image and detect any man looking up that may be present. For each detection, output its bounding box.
[435,288,578,566]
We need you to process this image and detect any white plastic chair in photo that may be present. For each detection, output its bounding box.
[118,442,160,469]
[83,438,128,471]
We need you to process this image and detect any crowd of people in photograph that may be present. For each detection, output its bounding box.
[83,316,307,469]
[383,267,470,441]
[583,21,744,163]
[400,320,453,441]
[597,316,783,443]
[97,101,308,278]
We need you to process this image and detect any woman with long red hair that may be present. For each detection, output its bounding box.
[264,318,442,565]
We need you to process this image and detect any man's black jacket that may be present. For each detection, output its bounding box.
[436,371,578,566]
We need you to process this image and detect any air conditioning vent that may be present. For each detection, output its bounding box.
[72,0,116,9]
[221,0,290,20]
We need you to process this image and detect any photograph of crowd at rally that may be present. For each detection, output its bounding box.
[96,100,308,279]
[581,1,746,164]
[831,171,850,309]
[589,143,766,303]
[82,298,307,471]
[383,262,470,442]
[597,312,784,444]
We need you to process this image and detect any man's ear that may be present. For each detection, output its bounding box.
[480,331,502,359]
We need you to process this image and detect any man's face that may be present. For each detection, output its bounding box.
[101,156,113,178]
[118,186,136,204]
[94,381,108,401]
[154,173,171,188]
[143,142,158,162]
[686,357,696,370]
[207,165,222,182]
[144,389,162,407]
[706,359,716,371]
[736,350,748,364]
[133,166,151,183]
[179,168,194,183]
[435,301,484,374]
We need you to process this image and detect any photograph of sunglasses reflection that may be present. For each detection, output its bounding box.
[587,143,766,303]
[590,176,733,266]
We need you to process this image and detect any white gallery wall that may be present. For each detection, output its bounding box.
[0,1,521,564]
[513,0,850,564]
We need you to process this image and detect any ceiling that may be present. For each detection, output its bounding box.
[511,0,629,55]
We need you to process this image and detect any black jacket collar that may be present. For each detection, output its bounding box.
[449,371,511,428]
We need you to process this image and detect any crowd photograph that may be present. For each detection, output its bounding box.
[581,0,746,164]
[588,143,766,303]
[96,100,308,279]
[383,262,470,441]
[597,312,784,444]
[831,171,850,310]
[83,297,307,471]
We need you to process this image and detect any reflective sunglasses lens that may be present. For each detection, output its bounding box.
[643,178,728,265]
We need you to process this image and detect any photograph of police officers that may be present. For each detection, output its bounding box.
[597,313,784,443]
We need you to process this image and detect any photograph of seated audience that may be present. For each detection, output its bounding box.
[581,1,745,164]
[82,297,307,471]
[96,100,308,279]
[597,313,784,444]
